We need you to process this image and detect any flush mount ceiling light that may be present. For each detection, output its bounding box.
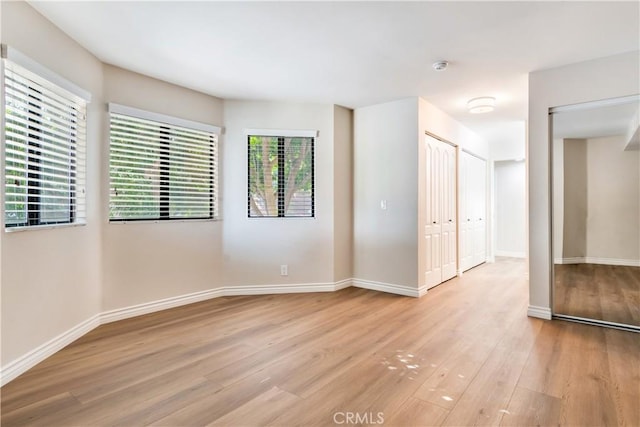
[467,97,495,114]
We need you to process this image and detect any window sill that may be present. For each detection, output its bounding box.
[108,218,218,225]
[5,221,87,233]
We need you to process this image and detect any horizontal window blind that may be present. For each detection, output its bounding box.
[3,60,87,228]
[248,135,314,218]
[109,112,217,221]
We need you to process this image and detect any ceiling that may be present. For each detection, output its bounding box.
[28,1,640,141]
[552,100,639,140]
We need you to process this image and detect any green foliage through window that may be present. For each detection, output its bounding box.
[248,135,314,218]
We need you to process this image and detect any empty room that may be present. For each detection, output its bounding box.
[0,1,638,426]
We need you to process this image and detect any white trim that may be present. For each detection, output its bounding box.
[0,314,100,386]
[554,257,640,267]
[223,280,351,296]
[550,94,640,114]
[352,278,420,298]
[100,288,225,324]
[245,128,319,138]
[108,103,221,134]
[527,305,552,320]
[495,250,526,258]
[1,44,91,102]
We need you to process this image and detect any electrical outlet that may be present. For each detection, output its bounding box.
[280,265,288,276]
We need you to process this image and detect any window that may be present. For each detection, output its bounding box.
[108,104,219,221]
[3,46,88,229]
[247,130,315,218]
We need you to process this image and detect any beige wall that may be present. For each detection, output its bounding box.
[528,51,640,315]
[101,65,225,311]
[561,139,588,258]
[1,1,104,365]
[1,1,356,375]
[586,135,640,261]
[552,138,564,260]
[222,100,341,286]
[333,106,354,281]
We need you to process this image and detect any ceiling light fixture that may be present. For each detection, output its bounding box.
[467,97,495,114]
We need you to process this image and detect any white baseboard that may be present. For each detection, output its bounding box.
[554,257,639,267]
[223,279,351,296]
[1,314,100,386]
[1,279,354,386]
[495,250,526,258]
[352,278,419,298]
[101,288,225,324]
[527,305,552,320]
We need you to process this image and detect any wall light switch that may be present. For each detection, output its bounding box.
[380,200,387,210]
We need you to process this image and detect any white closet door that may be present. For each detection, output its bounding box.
[460,152,474,271]
[460,152,487,271]
[471,156,487,267]
[441,143,457,281]
[424,136,443,289]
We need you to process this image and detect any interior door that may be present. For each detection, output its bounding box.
[424,135,443,288]
[470,155,487,267]
[460,151,487,271]
[441,142,457,281]
[460,152,473,271]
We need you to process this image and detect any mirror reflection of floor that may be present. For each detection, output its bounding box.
[554,263,640,327]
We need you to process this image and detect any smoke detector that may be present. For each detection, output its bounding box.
[432,61,449,71]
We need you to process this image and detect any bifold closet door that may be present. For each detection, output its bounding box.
[460,151,487,271]
[441,143,457,281]
[424,135,457,289]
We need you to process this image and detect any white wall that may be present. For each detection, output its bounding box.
[494,161,526,257]
[1,1,103,365]
[101,65,225,311]
[528,51,640,317]
[353,98,419,287]
[352,97,488,290]
[488,121,526,161]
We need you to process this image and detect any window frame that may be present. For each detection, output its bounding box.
[246,129,317,219]
[108,103,220,223]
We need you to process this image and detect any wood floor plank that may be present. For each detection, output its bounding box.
[440,308,544,426]
[382,397,449,427]
[499,386,561,426]
[554,263,640,326]
[207,386,302,426]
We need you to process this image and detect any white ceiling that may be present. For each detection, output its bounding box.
[28,1,640,141]
[552,100,639,140]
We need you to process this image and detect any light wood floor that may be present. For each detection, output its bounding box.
[554,263,640,327]
[2,258,638,426]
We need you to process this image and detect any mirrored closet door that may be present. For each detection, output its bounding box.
[551,95,640,330]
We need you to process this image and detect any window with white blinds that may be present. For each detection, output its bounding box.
[3,56,87,229]
[248,134,315,218]
[109,106,218,221]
